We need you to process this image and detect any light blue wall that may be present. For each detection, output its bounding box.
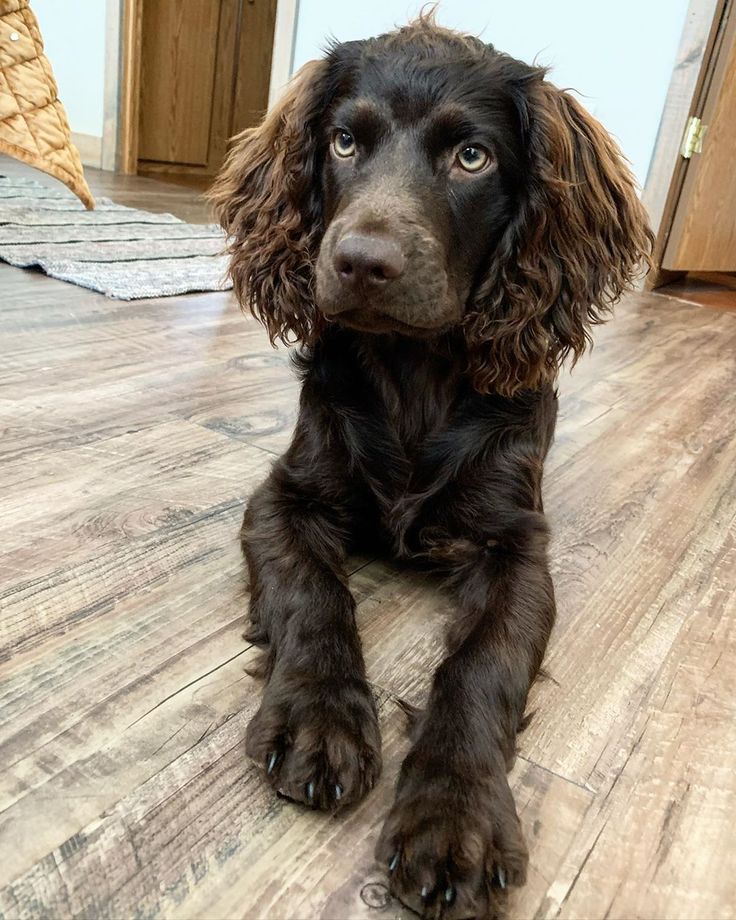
[33,0,107,137]
[292,0,690,187]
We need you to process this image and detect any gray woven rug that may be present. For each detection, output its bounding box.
[0,175,232,299]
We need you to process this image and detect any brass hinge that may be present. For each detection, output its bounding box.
[681,116,707,159]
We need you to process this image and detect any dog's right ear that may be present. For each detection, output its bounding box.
[209,60,331,346]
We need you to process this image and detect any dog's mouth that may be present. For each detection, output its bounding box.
[330,308,449,337]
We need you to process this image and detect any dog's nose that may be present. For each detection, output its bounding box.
[333,234,405,286]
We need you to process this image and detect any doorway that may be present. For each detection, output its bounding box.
[645,0,736,305]
[117,0,281,185]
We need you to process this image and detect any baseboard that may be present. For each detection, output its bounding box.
[71,132,103,169]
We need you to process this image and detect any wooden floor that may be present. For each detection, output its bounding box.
[657,272,736,312]
[1,157,735,920]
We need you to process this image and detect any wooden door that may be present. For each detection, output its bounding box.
[138,0,221,166]
[230,0,280,137]
[662,7,736,271]
[135,0,276,177]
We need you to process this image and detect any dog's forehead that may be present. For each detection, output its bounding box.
[336,44,518,129]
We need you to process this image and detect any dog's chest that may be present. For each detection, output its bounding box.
[387,376,456,458]
[316,332,503,544]
[368,339,462,452]
[364,369,475,551]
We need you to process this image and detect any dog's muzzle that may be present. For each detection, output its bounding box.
[315,202,462,333]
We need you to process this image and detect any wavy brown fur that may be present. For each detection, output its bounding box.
[210,14,652,395]
[465,77,653,394]
[209,17,653,920]
[209,59,330,346]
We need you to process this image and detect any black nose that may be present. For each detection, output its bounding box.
[333,234,405,287]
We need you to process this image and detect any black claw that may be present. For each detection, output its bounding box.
[444,886,455,904]
[335,784,343,801]
[388,852,399,873]
[494,867,507,890]
[306,782,315,805]
[266,752,278,775]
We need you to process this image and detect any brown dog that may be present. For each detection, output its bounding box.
[210,15,652,919]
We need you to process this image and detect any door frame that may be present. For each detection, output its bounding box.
[268,0,300,108]
[115,0,298,175]
[643,0,731,287]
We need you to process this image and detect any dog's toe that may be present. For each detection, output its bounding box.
[246,672,382,811]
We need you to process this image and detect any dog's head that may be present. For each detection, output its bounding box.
[211,15,653,394]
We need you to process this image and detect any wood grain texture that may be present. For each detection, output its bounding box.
[1,155,735,919]
[118,0,143,174]
[642,0,723,233]
[206,0,242,174]
[133,0,276,179]
[643,0,725,287]
[230,0,278,136]
[663,8,736,271]
[138,0,222,166]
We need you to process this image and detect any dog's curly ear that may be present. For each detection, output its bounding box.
[209,60,331,345]
[466,77,654,395]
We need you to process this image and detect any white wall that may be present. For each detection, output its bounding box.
[33,0,107,138]
[291,0,689,188]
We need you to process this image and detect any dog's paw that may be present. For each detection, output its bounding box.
[246,669,382,810]
[376,756,527,919]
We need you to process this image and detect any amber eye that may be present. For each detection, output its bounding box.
[332,130,356,158]
[456,145,490,173]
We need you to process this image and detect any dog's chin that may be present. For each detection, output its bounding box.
[328,308,450,337]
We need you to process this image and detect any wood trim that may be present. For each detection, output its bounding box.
[643,0,728,288]
[268,0,299,108]
[118,0,142,174]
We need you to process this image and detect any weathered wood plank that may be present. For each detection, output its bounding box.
[549,508,736,920]
[0,651,593,920]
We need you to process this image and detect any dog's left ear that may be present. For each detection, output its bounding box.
[466,77,654,395]
[209,59,331,346]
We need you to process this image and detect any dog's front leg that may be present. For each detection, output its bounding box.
[379,510,555,919]
[242,463,381,810]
